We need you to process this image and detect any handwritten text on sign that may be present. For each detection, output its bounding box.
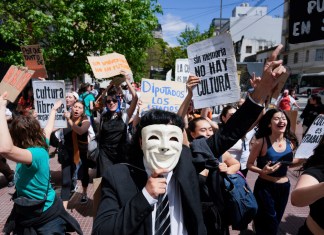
[140,79,187,113]
[0,66,34,102]
[87,52,132,79]
[175,59,190,83]
[21,44,48,78]
[295,114,324,159]
[33,80,67,128]
[187,33,240,109]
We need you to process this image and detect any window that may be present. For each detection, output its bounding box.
[315,49,324,61]
[264,46,268,50]
[294,52,298,64]
[246,46,252,53]
[259,46,263,51]
[305,50,309,62]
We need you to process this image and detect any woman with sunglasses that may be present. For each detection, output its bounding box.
[96,73,138,177]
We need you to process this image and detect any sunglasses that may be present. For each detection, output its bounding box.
[106,98,118,104]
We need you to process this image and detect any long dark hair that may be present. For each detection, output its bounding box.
[302,135,324,170]
[10,115,47,149]
[255,109,298,146]
[127,109,184,165]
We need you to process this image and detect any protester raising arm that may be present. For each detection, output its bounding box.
[43,100,63,140]
[0,92,60,164]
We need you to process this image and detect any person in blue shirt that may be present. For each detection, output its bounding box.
[0,92,82,234]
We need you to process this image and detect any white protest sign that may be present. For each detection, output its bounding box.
[166,69,172,81]
[187,33,240,109]
[295,114,324,159]
[140,78,187,114]
[175,59,190,83]
[32,80,67,128]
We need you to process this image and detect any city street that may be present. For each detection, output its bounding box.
[0,96,311,235]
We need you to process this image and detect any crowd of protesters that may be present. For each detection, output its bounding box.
[0,44,323,235]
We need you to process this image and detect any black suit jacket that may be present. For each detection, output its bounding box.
[92,146,206,235]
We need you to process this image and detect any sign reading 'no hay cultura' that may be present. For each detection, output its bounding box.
[187,33,240,109]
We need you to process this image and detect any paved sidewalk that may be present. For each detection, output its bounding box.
[0,124,309,234]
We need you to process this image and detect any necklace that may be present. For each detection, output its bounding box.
[276,138,285,148]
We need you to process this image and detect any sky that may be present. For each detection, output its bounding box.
[156,0,285,47]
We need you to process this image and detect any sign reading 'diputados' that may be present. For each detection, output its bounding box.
[175,59,190,83]
[140,79,187,114]
[0,65,34,102]
[288,1,324,44]
[21,44,48,78]
[87,52,132,79]
[295,114,324,159]
[187,33,240,109]
[32,80,67,128]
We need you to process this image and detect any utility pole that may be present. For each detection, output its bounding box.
[219,0,223,32]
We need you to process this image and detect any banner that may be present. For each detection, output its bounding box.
[187,33,240,109]
[295,114,324,159]
[288,1,324,44]
[175,59,190,83]
[32,80,67,128]
[87,52,132,79]
[140,79,187,114]
[0,66,34,102]
[21,44,48,78]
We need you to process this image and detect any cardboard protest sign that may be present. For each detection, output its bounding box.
[87,52,132,79]
[140,79,187,114]
[175,59,190,83]
[271,72,289,100]
[187,33,240,109]
[21,44,48,78]
[32,80,67,128]
[0,65,34,102]
[295,114,324,159]
[284,110,298,133]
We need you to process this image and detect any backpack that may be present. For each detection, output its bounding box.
[222,172,258,230]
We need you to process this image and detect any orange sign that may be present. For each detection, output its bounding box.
[0,66,35,102]
[87,52,132,79]
[21,44,48,78]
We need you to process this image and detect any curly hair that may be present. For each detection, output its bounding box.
[255,108,298,146]
[10,115,47,149]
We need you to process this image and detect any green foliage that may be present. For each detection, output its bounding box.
[0,0,162,80]
[177,24,215,53]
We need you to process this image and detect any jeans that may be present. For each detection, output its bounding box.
[253,178,290,235]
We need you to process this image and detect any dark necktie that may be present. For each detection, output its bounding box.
[155,193,171,235]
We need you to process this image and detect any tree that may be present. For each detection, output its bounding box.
[0,0,162,80]
[177,23,215,53]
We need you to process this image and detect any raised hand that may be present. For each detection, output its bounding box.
[145,168,169,199]
[0,92,8,108]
